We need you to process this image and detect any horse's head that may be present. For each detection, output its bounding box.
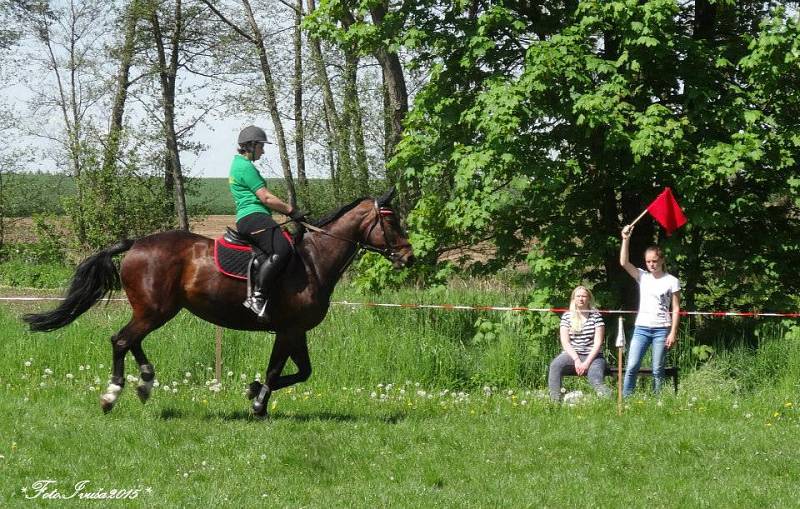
[362,188,414,269]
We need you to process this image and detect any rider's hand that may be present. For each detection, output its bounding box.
[289,209,307,223]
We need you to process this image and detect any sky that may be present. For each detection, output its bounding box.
[182,116,283,180]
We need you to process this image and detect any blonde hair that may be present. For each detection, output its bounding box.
[569,286,596,332]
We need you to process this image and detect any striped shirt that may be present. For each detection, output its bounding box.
[560,311,604,354]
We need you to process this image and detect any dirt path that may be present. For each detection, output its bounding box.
[2,215,238,243]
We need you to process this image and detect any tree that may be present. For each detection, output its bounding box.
[201,0,299,208]
[146,0,190,230]
[394,1,800,318]
[19,0,114,241]
[306,0,411,194]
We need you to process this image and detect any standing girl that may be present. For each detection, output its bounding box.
[619,225,681,396]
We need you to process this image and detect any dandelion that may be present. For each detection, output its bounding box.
[240,374,247,381]
[43,368,53,376]
[260,454,267,460]
[785,402,793,408]
[732,403,739,410]
[65,373,74,380]
[773,412,780,418]
[79,365,85,371]
[184,372,192,379]
[416,390,426,397]
[227,371,234,377]
[24,361,31,367]
[745,413,753,419]
[99,364,104,369]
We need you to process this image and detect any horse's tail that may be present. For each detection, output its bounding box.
[23,239,136,332]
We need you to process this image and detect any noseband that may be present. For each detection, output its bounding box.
[361,201,409,262]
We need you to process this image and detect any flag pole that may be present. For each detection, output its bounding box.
[629,208,649,227]
[615,316,626,416]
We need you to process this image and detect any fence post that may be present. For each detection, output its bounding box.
[215,326,223,382]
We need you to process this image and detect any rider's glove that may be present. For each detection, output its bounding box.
[289,209,307,223]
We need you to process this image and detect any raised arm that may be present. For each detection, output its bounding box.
[619,225,639,280]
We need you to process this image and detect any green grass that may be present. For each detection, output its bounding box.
[1,296,800,507]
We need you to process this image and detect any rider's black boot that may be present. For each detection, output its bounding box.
[244,253,282,320]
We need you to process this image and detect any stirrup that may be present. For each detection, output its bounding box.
[243,295,269,320]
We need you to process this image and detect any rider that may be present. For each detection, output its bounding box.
[229,125,305,319]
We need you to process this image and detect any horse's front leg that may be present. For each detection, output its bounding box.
[250,332,311,417]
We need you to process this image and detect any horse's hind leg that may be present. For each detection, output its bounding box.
[100,318,160,413]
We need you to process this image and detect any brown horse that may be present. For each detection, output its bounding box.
[23,190,414,416]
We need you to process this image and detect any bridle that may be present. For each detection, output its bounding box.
[299,200,410,271]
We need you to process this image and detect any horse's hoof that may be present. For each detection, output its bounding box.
[136,385,151,404]
[246,381,263,400]
[252,400,268,418]
[99,395,115,414]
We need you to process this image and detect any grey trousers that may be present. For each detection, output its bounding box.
[548,351,612,401]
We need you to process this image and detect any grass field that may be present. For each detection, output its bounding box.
[1,174,338,217]
[1,292,799,508]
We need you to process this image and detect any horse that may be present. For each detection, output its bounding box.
[22,189,414,416]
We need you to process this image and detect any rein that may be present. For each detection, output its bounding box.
[298,201,406,273]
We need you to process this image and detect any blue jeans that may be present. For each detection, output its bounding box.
[623,326,669,397]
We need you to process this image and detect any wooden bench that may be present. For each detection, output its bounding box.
[605,366,679,394]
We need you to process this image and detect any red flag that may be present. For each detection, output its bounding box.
[646,187,687,235]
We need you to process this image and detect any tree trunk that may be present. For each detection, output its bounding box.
[149,0,189,230]
[343,47,369,196]
[241,0,297,208]
[102,0,139,174]
[306,0,351,201]
[293,0,307,196]
[368,4,408,161]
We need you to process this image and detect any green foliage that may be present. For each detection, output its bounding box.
[0,172,72,217]
[390,0,800,320]
[61,145,175,250]
[0,258,72,288]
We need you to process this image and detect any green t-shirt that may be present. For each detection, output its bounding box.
[229,154,271,221]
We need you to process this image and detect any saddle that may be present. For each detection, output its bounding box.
[213,227,293,280]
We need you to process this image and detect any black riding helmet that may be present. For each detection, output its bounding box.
[238,125,271,154]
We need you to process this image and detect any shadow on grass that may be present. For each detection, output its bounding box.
[156,406,410,424]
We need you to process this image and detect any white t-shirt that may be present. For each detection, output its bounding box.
[635,268,681,328]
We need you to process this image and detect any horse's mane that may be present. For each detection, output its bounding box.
[312,197,369,227]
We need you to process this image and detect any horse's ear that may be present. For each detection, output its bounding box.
[377,187,396,207]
